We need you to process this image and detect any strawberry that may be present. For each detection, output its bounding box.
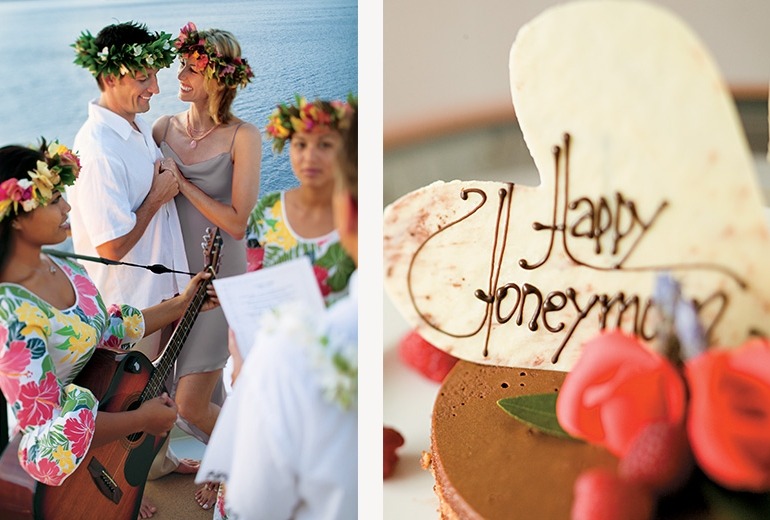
[618,421,694,496]
[398,329,459,382]
[383,426,405,479]
[571,467,654,520]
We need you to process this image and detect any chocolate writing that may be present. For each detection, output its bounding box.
[521,134,667,270]
[407,133,745,363]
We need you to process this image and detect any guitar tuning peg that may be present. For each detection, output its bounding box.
[200,241,206,250]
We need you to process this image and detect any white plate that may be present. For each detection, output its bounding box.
[383,294,442,518]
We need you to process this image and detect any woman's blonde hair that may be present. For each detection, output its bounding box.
[199,29,244,124]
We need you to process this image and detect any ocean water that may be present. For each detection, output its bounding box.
[0,0,358,194]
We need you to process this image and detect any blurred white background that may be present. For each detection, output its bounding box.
[383,1,770,205]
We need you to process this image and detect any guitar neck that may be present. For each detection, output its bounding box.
[140,279,210,402]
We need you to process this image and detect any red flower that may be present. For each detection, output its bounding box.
[102,334,121,350]
[17,372,61,428]
[25,457,63,486]
[685,338,770,492]
[246,247,264,272]
[556,330,687,457]
[313,265,331,297]
[0,337,32,403]
[106,304,122,318]
[63,408,95,458]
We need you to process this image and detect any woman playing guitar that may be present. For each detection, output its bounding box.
[0,141,217,519]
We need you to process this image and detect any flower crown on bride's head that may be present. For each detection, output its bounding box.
[0,140,81,222]
[175,22,254,89]
[265,93,357,153]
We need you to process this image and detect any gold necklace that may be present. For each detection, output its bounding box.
[185,112,219,149]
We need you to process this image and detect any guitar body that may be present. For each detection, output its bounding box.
[36,348,163,520]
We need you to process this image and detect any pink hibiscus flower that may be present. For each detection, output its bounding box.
[17,372,61,428]
[0,339,32,403]
[26,457,64,486]
[63,408,94,458]
[72,274,99,316]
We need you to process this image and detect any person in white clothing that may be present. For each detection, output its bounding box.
[198,103,358,520]
[68,20,199,519]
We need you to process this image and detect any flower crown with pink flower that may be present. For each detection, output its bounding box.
[175,22,254,89]
[265,93,357,153]
[0,139,81,222]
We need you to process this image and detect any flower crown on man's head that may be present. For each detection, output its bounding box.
[0,140,81,222]
[175,22,254,89]
[73,25,176,77]
[265,93,358,153]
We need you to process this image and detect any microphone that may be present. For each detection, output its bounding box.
[41,248,198,277]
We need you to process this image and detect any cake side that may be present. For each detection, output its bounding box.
[429,361,616,519]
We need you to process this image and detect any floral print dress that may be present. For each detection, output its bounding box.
[245,190,356,305]
[0,256,145,486]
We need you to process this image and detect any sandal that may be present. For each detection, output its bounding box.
[195,481,219,510]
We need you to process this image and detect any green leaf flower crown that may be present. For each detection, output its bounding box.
[175,22,254,90]
[72,27,176,77]
[265,93,358,154]
[0,139,81,222]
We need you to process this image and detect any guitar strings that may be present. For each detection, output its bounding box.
[113,279,211,477]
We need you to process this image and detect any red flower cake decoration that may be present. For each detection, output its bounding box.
[499,273,770,517]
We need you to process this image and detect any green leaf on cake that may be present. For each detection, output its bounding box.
[497,393,574,439]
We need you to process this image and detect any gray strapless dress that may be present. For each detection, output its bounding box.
[161,131,247,380]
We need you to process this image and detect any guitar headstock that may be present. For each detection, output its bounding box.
[201,227,224,276]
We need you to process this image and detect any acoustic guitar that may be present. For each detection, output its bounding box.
[0,227,223,520]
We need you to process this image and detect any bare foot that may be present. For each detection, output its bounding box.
[174,458,200,475]
[195,481,219,510]
[138,497,157,519]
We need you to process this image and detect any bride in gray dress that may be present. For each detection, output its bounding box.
[152,22,261,511]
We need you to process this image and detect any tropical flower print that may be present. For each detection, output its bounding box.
[0,256,145,486]
[0,336,32,403]
[16,301,51,337]
[16,372,61,427]
[246,190,355,306]
[72,274,99,316]
[63,408,95,458]
[26,457,64,486]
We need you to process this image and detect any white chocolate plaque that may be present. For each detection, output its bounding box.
[383,0,770,370]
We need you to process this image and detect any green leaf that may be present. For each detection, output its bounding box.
[497,393,574,439]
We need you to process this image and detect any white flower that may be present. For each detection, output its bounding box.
[97,47,109,62]
[20,198,39,212]
[262,302,357,410]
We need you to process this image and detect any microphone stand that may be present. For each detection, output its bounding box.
[42,248,198,277]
